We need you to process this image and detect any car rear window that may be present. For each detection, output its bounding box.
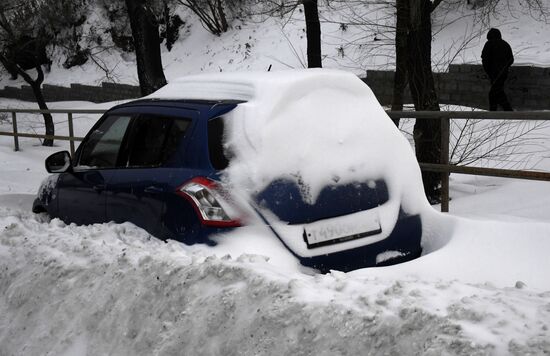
[208,117,230,170]
[125,115,191,168]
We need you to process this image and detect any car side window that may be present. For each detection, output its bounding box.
[77,115,132,169]
[125,115,190,168]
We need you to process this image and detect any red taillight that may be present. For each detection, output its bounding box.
[176,177,242,228]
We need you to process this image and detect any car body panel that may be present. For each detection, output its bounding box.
[255,178,388,224]
[106,168,172,237]
[33,174,60,215]
[57,169,117,225]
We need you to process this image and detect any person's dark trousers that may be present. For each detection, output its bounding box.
[489,71,513,111]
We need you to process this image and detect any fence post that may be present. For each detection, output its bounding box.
[11,112,19,152]
[440,117,450,212]
[67,112,75,156]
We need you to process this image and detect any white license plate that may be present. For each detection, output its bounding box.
[303,214,381,248]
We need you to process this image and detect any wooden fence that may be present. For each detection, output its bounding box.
[0,108,104,156]
[1,108,550,212]
[387,111,550,211]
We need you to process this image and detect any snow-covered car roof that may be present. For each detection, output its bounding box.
[147,69,366,102]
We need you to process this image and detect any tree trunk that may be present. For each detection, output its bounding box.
[28,65,54,147]
[303,0,322,68]
[215,0,228,33]
[407,0,441,204]
[30,84,54,147]
[125,0,167,96]
[0,54,55,146]
[391,0,410,127]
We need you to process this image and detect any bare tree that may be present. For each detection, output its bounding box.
[249,0,322,68]
[399,110,550,173]
[322,1,550,204]
[0,1,54,146]
[467,0,548,24]
[303,0,322,67]
[178,0,229,35]
[449,117,549,169]
[391,0,409,124]
[404,0,444,204]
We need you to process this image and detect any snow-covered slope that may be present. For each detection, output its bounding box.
[0,1,548,90]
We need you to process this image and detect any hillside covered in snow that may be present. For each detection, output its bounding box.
[0,0,549,90]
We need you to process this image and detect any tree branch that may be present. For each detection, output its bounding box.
[430,0,443,13]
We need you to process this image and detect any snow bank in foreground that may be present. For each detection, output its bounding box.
[1,204,549,356]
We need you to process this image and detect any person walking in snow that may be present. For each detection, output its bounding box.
[481,28,514,111]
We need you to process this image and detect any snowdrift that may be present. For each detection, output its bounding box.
[1,202,549,355]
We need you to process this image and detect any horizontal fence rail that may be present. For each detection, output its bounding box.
[0,108,106,114]
[0,108,103,155]
[0,132,85,141]
[386,111,550,120]
[388,110,550,212]
[419,163,550,181]
[1,108,550,212]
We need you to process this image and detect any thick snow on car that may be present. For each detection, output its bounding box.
[33,69,428,272]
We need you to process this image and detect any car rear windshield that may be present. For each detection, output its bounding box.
[208,116,230,170]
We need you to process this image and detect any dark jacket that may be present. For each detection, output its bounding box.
[481,28,514,81]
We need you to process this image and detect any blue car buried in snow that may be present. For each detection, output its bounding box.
[33,70,424,272]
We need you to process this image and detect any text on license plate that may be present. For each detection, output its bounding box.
[302,214,381,248]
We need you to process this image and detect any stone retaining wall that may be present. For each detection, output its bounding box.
[364,64,550,110]
[0,82,140,103]
[1,64,549,110]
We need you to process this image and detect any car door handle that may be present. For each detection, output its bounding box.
[93,184,106,192]
[144,186,164,194]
